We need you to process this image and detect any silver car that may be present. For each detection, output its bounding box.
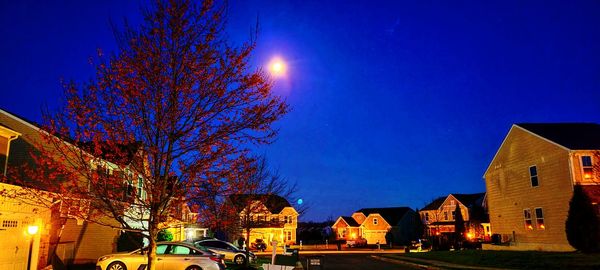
[194,239,255,265]
[96,241,226,270]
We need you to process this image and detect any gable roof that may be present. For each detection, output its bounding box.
[229,194,291,214]
[341,216,360,227]
[355,207,412,226]
[516,123,600,150]
[451,193,486,208]
[421,197,446,211]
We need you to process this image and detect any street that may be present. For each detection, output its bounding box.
[297,254,418,270]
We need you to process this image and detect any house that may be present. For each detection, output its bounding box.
[484,123,600,251]
[332,207,418,245]
[229,194,298,248]
[0,108,198,268]
[419,193,490,241]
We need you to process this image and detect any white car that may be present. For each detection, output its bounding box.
[194,239,255,265]
[96,241,226,270]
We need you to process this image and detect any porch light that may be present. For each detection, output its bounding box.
[27,225,39,235]
[351,233,357,239]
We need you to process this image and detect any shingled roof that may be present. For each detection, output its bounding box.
[452,193,485,208]
[355,207,412,226]
[229,194,291,214]
[516,123,600,150]
[421,197,446,211]
[340,216,360,227]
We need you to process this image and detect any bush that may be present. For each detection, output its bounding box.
[157,229,174,242]
[566,185,600,253]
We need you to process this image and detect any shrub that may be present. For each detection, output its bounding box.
[565,185,600,253]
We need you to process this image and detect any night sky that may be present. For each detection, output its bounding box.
[2,1,600,221]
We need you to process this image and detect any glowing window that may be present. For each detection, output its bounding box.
[529,166,539,187]
[582,156,593,179]
[524,209,533,230]
[535,208,545,230]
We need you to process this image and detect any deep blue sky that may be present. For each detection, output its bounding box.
[2,1,600,221]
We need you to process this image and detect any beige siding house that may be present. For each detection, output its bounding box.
[332,207,417,245]
[484,123,600,251]
[420,193,490,240]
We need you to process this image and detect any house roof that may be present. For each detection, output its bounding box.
[79,141,142,166]
[421,197,446,211]
[229,194,291,214]
[516,123,600,150]
[340,216,360,227]
[451,193,486,208]
[355,207,412,226]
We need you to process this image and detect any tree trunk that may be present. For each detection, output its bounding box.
[147,220,159,270]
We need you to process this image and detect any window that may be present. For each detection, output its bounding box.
[450,200,455,206]
[156,245,168,254]
[582,156,593,179]
[444,212,448,220]
[373,218,378,225]
[284,216,288,223]
[287,215,293,224]
[287,231,292,241]
[424,213,429,222]
[137,175,145,199]
[529,166,539,187]
[524,209,533,230]
[170,245,191,255]
[535,208,545,230]
[2,220,18,228]
[451,211,456,220]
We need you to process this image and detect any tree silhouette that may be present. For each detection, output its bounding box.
[566,185,600,253]
[8,1,288,269]
[454,204,465,246]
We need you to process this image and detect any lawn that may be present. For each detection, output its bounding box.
[226,257,271,270]
[385,250,600,270]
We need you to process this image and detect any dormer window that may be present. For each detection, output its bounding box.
[529,166,539,187]
[582,156,593,179]
[373,218,378,225]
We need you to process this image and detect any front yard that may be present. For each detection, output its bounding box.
[385,250,600,270]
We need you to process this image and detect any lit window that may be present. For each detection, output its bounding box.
[582,156,593,179]
[529,166,539,187]
[535,208,545,230]
[450,200,455,206]
[524,209,533,230]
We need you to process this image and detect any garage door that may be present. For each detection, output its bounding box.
[0,218,29,270]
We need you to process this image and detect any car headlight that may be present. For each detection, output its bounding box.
[98,255,112,262]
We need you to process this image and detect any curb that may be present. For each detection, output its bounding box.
[370,255,441,270]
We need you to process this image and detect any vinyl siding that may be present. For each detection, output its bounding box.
[484,126,574,250]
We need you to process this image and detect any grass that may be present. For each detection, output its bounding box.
[385,250,600,270]
[226,257,271,270]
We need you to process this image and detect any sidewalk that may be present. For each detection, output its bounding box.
[371,255,512,270]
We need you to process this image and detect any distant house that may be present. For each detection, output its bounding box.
[484,123,600,251]
[332,207,418,245]
[419,193,490,241]
[229,194,298,248]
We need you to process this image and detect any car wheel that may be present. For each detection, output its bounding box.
[186,266,202,270]
[234,254,246,265]
[107,262,127,270]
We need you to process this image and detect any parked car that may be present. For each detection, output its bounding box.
[194,238,256,265]
[96,241,226,270]
[408,239,432,252]
[346,238,367,248]
[251,238,267,252]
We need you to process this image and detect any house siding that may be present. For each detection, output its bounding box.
[484,126,574,251]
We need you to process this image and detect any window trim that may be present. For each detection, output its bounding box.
[529,165,539,187]
[581,155,594,180]
[524,208,533,230]
[535,207,545,230]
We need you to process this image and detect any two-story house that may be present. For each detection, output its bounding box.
[419,193,490,241]
[484,123,600,251]
[332,207,418,245]
[229,194,298,248]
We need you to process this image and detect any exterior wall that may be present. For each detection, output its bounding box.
[241,205,298,247]
[58,216,119,264]
[570,151,599,185]
[351,213,366,225]
[484,126,574,251]
[361,214,391,244]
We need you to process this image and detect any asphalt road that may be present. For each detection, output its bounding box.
[298,254,418,270]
